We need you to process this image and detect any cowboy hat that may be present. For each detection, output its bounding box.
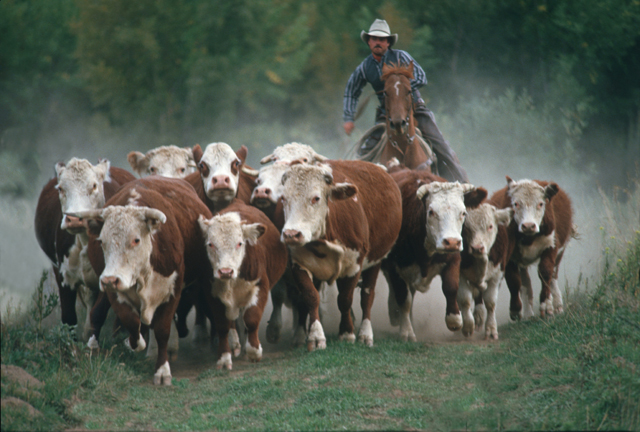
[360,19,398,47]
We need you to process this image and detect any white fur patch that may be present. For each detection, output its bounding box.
[153,361,172,386]
[517,232,556,266]
[217,352,233,370]
[125,333,146,352]
[229,328,241,357]
[245,340,263,361]
[87,335,100,349]
[212,278,260,321]
[308,320,326,349]
[358,318,374,347]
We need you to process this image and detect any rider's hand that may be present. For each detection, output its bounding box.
[343,121,355,136]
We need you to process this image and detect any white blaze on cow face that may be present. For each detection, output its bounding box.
[55,158,111,234]
[463,204,512,257]
[86,205,177,325]
[506,178,555,235]
[198,143,242,203]
[259,142,328,165]
[280,164,357,246]
[416,181,476,255]
[128,145,197,178]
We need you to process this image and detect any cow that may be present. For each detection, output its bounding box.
[280,160,403,350]
[198,201,287,369]
[78,176,213,385]
[176,142,257,348]
[242,142,329,345]
[490,177,574,319]
[34,158,135,342]
[128,145,198,178]
[458,203,513,339]
[383,169,487,342]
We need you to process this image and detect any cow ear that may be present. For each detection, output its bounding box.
[192,144,203,164]
[73,209,105,236]
[197,214,211,233]
[95,159,111,183]
[464,187,487,209]
[127,151,147,176]
[331,183,357,201]
[236,145,248,164]
[545,183,559,200]
[242,223,265,245]
[495,208,513,226]
[183,147,197,169]
[55,162,66,178]
[506,176,515,186]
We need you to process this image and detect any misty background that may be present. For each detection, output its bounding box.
[1,1,639,339]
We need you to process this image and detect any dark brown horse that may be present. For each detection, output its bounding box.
[378,62,435,171]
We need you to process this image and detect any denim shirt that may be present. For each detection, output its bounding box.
[343,49,427,122]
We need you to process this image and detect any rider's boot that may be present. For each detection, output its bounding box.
[414,98,470,183]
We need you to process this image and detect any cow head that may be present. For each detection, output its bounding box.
[248,162,290,210]
[259,142,327,165]
[463,203,512,257]
[55,158,111,234]
[506,177,559,235]
[416,181,484,255]
[78,205,174,325]
[280,163,357,246]
[196,143,246,204]
[127,145,197,178]
[198,212,265,280]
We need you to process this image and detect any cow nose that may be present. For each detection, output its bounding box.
[63,215,84,229]
[212,175,231,189]
[283,229,303,244]
[218,268,234,279]
[442,238,462,251]
[253,187,272,200]
[521,222,538,234]
[471,244,485,255]
[101,276,120,291]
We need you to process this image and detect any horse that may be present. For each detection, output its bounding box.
[351,62,435,172]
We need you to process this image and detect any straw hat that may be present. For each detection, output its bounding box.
[360,19,398,47]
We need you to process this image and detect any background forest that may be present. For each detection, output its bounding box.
[1,0,639,199]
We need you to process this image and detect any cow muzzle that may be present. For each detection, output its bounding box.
[282,229,304,245]
[440,237,462,253]
[519,222,539,235]
[101,275,124,291]
[217,268,234,279]
[62,214,87,234]
[470,244,486,255]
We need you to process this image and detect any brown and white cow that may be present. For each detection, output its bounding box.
[383,169,487,341]
[458,203,513,339]
[128,145,198,178]
[198,201,287,369]
[34,158,135,342]
[490,177,574,319]
[280,160,403,350]
[79,176,213,385]
[243,143,329,345]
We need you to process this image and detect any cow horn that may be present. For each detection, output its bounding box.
[260,154,277,165]
[143,208,167,224]
[241,166,259,177]
[416,184,430,200]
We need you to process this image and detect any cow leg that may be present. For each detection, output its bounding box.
[54,266,78,327]
[504,261,523,320]
[291,263,325,351]
[151,302,175,386]
[336,273,360,343]
[473,290,486,331]
[244,284,269,362]
[105,291,145,352]
[266,279,286,343]
[483,279,500,340]
[228,319,242,357]
[537,248,557,318]
[519,267,535,318]
[457,279,474,337]
[441,261,463,331]
[551,248,566,314]
[192,295,210,345]
[383,263,416,341]
[358,264,380,347]
[87,291,111,349]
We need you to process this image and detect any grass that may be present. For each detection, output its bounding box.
[2,226,639,431]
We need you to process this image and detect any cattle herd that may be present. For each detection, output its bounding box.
[34,142,575,385]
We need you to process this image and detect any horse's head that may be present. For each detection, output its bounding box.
[382,62,414,136]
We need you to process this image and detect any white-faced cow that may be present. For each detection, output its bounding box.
[34,158,135,342]
[128,145,197,178]
[243,142,329,345]
[79,176,213,385]
[198,201,287,369]
[490,177,574,319]
[383,169,487,341]
[458,203,513,339]
[280,160,403,350]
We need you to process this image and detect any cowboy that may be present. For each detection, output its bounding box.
[343,19,469,182]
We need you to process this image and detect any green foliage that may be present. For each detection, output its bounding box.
[30,270,59,336]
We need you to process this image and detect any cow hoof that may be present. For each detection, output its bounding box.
[445,314,463,331]
[556,306,564,314]
[87,335,100,350]
[509,310,522,322]
[153,362,172,386]
[216,352,232,370]
[266,323,281,344]
[462,325,474,338]
[125,334,146,352]
[307,321,326,351]
[358,335,374,347]
[339,333,356,343]
[246,342,263,362]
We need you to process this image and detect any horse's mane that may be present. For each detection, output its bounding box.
[381,62,414,81]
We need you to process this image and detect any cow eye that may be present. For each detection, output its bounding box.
[133,238,140,246]
[237,242,243,248]
[180,167,186,174]
[538,202,544,209]
[488,224,494,231]
[513,202,520,209]
[428,209,436,218]
[461,211,467,219]
[57,187,65,195]
[311,196,320,205]
[149,167,156,174]
[207,242,214,249]
[92,183,98,191]
[302,158,309,163]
